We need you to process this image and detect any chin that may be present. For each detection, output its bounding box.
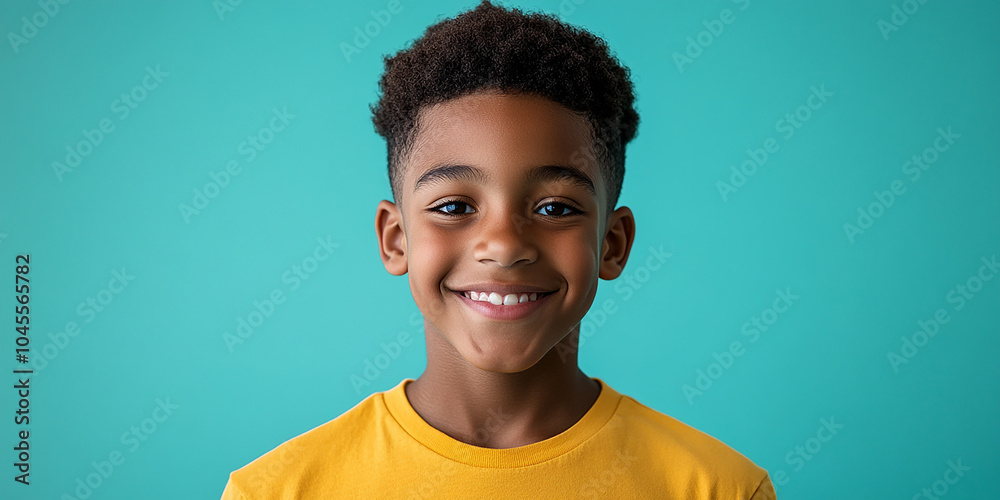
[458,341,548,374]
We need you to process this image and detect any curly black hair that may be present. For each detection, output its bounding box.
[370,0,639,214]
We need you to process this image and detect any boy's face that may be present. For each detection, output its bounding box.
[375,91,635,373]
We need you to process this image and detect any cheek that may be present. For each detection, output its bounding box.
[577,228,605,289]
[407,223,458,289]
[557,224,602,265]
[547,229,602,294]
[573,253,602,297]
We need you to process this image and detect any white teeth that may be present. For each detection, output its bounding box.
[465,290,546,305]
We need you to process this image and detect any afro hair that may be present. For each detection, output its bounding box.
[370,0,639,213]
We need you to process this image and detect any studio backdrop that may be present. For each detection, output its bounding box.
[1,1,997,499]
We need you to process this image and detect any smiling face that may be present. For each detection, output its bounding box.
[375,90,635,374]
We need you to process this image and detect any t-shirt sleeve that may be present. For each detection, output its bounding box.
[220,475,245,500]
[749,472,777,500]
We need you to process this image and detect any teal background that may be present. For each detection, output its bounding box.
[1,0,998,498]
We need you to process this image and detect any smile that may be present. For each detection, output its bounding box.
[463,291,552,305]
[451,289,556,321]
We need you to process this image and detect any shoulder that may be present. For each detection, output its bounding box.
[222,390,386,500]
[610,391,773,497]
[615,393,760,464]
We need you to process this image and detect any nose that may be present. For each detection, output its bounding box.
[472,207,538,268]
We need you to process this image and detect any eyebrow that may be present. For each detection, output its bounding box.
[413,163,596,197]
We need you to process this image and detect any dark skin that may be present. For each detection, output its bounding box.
[375,90,636,449]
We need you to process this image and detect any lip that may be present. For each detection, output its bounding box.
[451,283,556,295]
[452,289,555,321]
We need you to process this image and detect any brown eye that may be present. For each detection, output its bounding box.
[536,202,578,217]
[432,200,475,216]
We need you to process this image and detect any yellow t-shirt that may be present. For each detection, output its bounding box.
[221,378,776,499]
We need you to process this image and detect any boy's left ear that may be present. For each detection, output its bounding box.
[599,206,636,280]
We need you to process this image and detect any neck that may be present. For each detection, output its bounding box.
[405,323,600,449]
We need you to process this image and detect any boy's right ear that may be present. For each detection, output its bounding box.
[375,200,408,276]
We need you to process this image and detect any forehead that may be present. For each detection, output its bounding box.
[403,92,599,188]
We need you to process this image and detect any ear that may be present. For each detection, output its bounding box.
[375,199,408,276]
[599,206,636,280]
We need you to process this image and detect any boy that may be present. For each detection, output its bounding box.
[221,1,776,498]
